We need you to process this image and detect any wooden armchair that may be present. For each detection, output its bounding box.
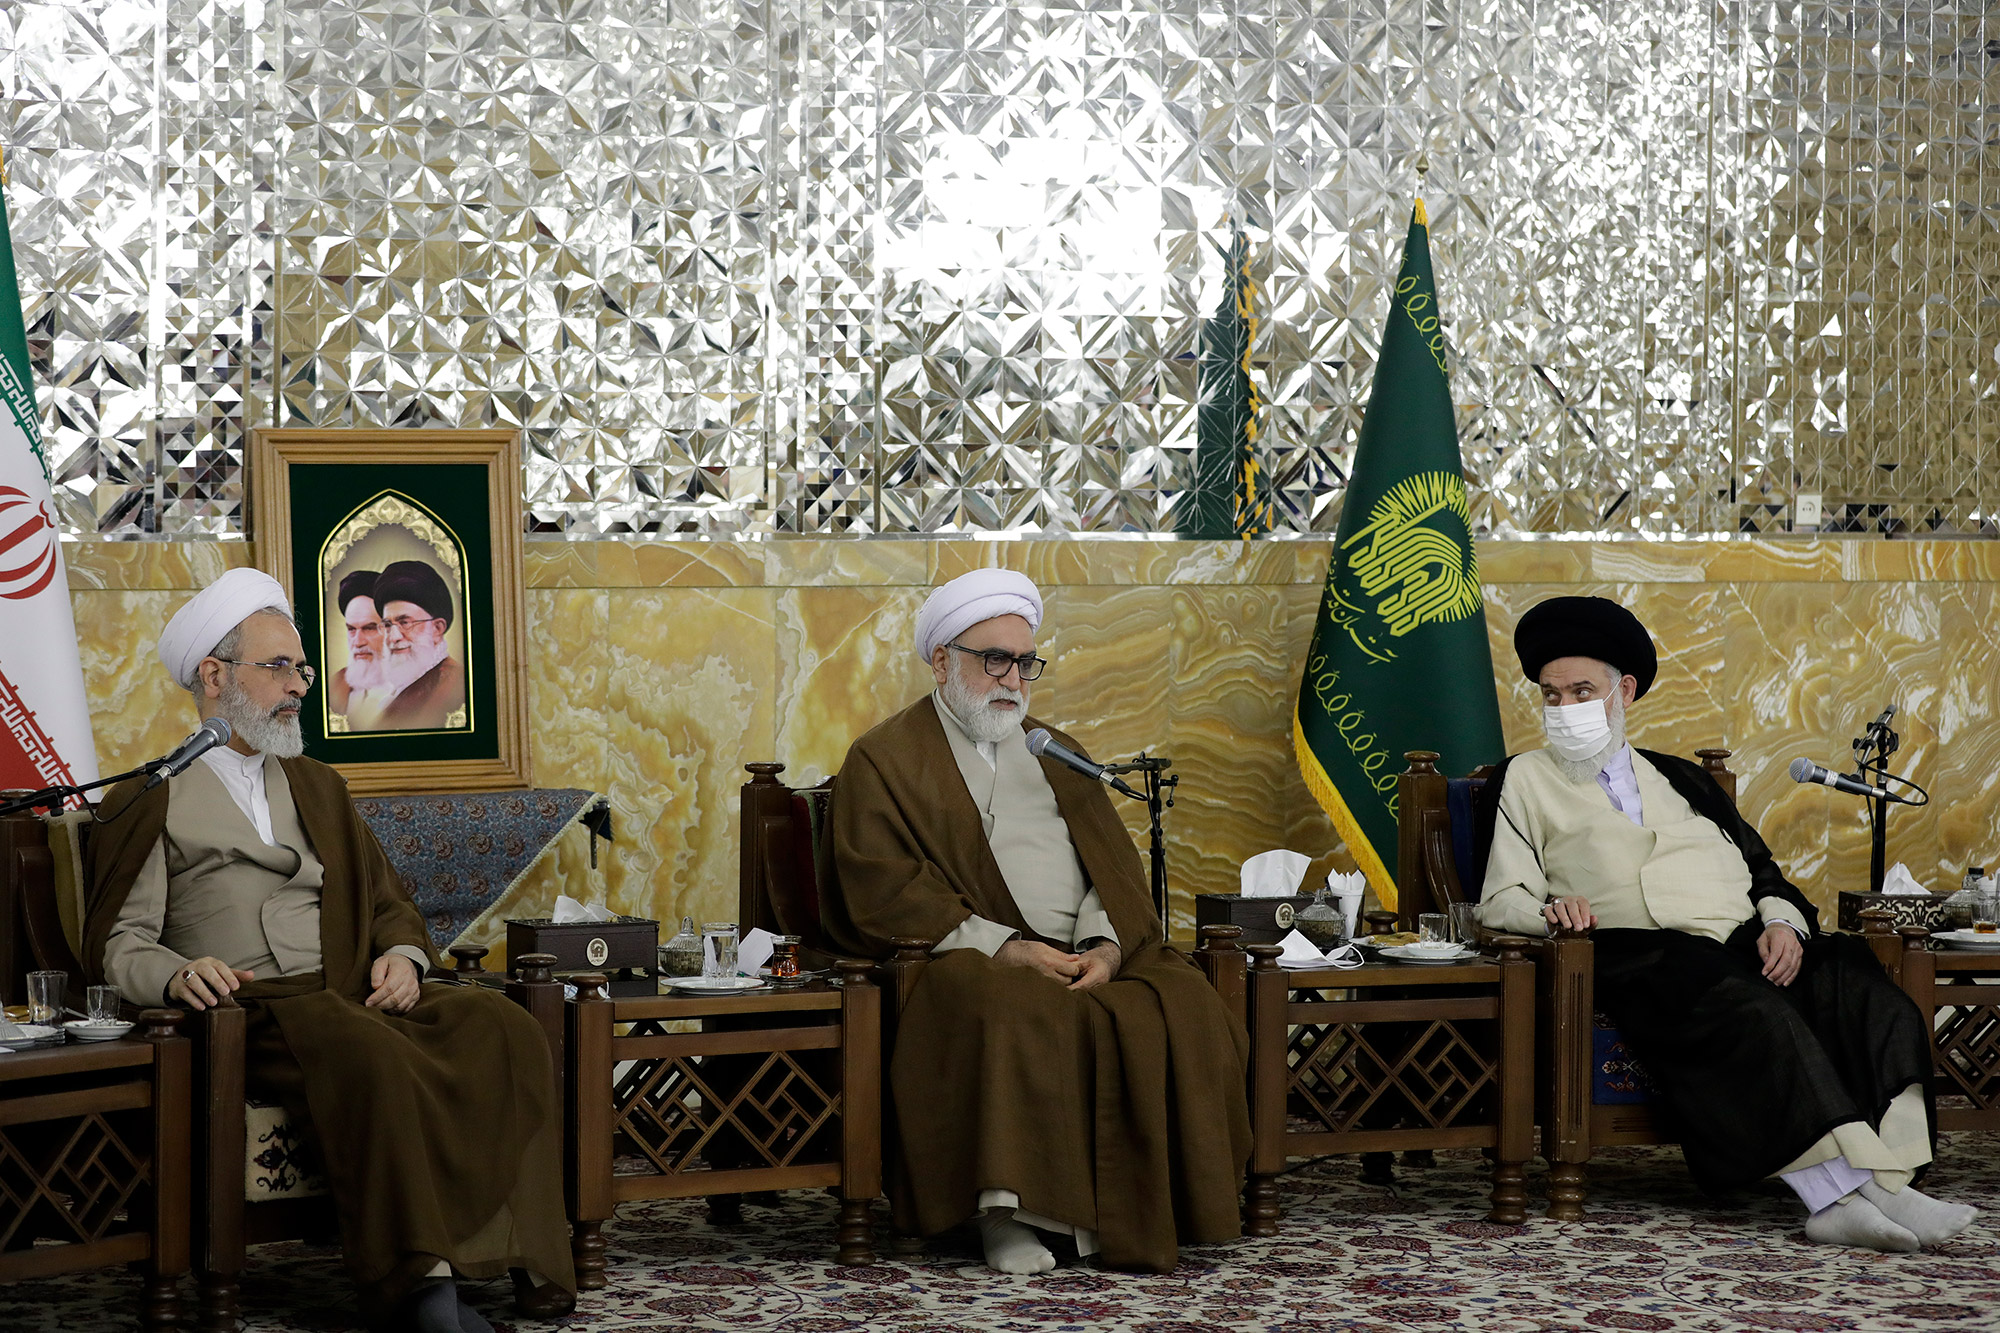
[738,763,1252,1246]
[1,804,563,1331]
[1396,748,1729,1217]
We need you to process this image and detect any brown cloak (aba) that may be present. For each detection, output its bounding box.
[829,697,1251,1272]
[83,756,574,1297]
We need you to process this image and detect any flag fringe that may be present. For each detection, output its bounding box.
[1291,708,1398,913]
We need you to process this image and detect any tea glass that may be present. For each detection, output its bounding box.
[87,984,121,1023]
[1417,913,1451,946]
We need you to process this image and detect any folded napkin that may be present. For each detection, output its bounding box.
[738,927,777,977]
[552,894,616,923]
[0,1018,23,1041]
[1880,863,1928,896]
[1275,929,1365,971]
[1241,849,1311,899]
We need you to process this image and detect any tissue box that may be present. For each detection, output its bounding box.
[506,916,658,973]
[1835,891,1951,934]
[1195,893,1316,945]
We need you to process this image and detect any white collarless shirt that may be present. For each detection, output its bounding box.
[198,745,276,845]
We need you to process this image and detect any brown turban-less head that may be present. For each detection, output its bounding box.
[1513,595,1657,699]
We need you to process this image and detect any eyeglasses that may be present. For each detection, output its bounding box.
[213,658,317,688]
[948,642,1046,682]
[381,614,442,637]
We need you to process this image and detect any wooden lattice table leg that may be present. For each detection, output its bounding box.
[1243,1171,1281,1237]
[835,1198,875,1265]
[570,1219,607,1290]
[1546,1161,1586,1221]
[1487,1158,1527,1225]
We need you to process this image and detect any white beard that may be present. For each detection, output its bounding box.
[1551,690,1628,785]
[343,650,389,692]
[940,659,1028,744]
[218,677,305,759]
[380,635,449,695]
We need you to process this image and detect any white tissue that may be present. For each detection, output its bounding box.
[0,1018,23,1040]
[738,928,777,977]
[1324,869,1366,938]
[552,894,616,923]
[1241,849,1312,899]
[1274,929,1366,971]
[1879,863,1928,896]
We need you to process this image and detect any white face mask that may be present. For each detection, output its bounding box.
[1542,698,1613,762]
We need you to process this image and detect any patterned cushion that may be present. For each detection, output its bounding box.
[1591,1012,1660,1105]
[245,1099,329,1202]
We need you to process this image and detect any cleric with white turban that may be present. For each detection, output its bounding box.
[158,567,292,689]
[914,568,1043,663]
[825,564,1252,1278]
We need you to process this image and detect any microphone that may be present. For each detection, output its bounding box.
[142,717,233,790]
[1025,727,1142,799]
[1788,756,1907,804]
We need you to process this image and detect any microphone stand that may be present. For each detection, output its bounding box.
[1098,755,1179,931]
[0,761,160,819]
[1852,709,1901,894]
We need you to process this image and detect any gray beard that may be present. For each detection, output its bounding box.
[218,677,305,759]
[939,663,1027,745]
[1550,692,1628,785]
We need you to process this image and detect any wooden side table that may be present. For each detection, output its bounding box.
[1891,935,2000,1133]
[564,960,882,1286]
[1242,939,1535,1233]
[0,1011,190,1330]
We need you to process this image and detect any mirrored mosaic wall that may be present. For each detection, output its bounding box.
[2,0,1995,539]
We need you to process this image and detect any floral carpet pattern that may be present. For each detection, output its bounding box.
[5,1136,1998,1332]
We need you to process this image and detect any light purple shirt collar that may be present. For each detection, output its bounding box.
[1596,744,1644,825]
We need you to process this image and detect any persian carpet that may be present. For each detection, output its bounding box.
[3,1137,1996,1331]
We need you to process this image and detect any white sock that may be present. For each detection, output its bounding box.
[1861,1180,1979,1246]
[977,1207,1056,1275]
[1803,1192,1921,1253]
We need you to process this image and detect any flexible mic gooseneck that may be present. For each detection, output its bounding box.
[141,716,233,791]
[1026,727,1142,799]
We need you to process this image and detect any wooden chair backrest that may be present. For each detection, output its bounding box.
[1,805,91,1000]
[739,762,834,953]
[1394,747,1736,926]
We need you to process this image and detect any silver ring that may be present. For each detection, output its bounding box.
[184,967,196,982]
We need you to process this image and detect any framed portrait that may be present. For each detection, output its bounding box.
[250,428,532,795]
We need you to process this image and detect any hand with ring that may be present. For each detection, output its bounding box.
[169,956,254,1010]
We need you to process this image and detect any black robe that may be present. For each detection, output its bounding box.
[1476,749,1933,1192]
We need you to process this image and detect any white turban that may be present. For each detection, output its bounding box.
[915,569,1043,662]
[158,568,292,687]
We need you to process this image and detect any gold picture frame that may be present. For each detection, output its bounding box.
[250,427,532,795]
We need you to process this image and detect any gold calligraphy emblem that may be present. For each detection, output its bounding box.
[1327,472,1482,663]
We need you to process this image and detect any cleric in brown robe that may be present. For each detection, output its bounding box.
[829,568,1252,1275]
[83,569,574,1331]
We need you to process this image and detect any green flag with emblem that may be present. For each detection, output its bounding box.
[1294,199,1503,909]
[1177,225,1271,539]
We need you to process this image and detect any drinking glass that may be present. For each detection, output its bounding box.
[87,985,121,1023]
[26,970,65,1026]
[1449,901,1480,946]
[1418,913,1450,946]
[702,922,740,979]
[1974,886,1999,935]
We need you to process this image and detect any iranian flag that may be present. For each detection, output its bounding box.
[0,154,97,795]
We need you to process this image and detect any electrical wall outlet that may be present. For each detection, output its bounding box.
[1793,492,1823,527]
